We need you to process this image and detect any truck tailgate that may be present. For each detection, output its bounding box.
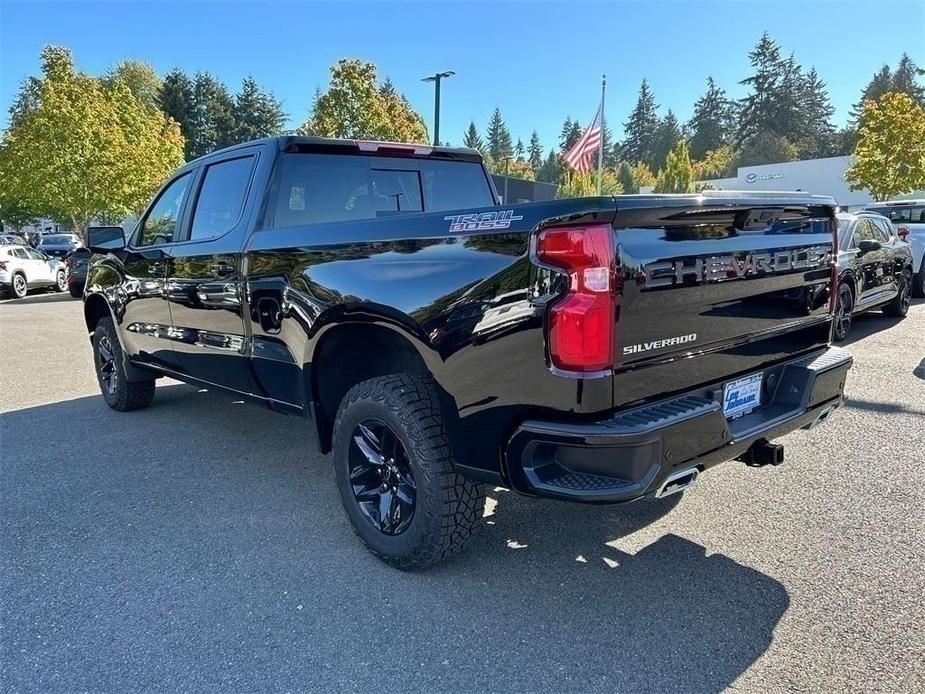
[612,193,837,408]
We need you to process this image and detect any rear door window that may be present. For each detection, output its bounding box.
[189,156,256,241]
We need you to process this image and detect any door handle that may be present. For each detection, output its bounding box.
[210,261,235,277]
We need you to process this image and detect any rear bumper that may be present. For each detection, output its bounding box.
[504,346,853,503]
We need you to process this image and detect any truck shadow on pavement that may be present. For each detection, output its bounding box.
[2,384,788,693]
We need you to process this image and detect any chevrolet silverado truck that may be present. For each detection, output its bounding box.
[82,136,852,569]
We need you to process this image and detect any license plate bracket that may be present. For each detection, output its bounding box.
[722,373,763,419]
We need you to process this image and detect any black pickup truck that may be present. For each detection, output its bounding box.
[83,136,852,568]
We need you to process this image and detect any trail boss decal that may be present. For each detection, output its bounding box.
[643,245,831,288]
[623,333,698,356]
[445,210,524,232]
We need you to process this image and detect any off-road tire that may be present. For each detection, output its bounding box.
[93,317,156,411]
[883,268,913,317]
[332,373,485,570]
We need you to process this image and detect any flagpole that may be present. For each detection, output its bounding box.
[597,74,606,196]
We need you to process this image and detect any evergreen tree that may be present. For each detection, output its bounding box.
[687,77,735,160]
[528,131,543,171]
[617,161,636,194]
[796,68,836,158]
[601,120,618,168]
[189,72,236,159]
[559,117,582,152]
[651,109,682,171]
[622,79,659,166]
[463,121,484,151]
[736,32,786,145]
[232,76,285,144]
[514,138,525,162]
[537,149,561,183]
[485,107,513,162]
[159,67,195,160]
[892,53,925,106]
[851,64,893,123]
[654,139,694,194]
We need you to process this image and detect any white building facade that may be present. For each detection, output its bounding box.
[701,155,924,210]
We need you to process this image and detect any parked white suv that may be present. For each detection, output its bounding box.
[864,200,925,297]
[0,244,67,299]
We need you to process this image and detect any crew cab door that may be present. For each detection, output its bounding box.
[852,218,891,307]
[163,151,259,394]
[21,247,54,283]
[120,170,194,371]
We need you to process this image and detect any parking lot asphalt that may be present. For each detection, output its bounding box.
[1,291,923,693]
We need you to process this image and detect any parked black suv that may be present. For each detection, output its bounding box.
[82,136,852,568]
[832,211,914,341]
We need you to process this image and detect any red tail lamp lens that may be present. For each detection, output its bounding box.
[536,224,615,373]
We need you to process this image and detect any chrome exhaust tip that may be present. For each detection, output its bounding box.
[803,404,837,430]
[655,467,699,499]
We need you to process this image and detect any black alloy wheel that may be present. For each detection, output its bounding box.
[833,283,853,341]
[96,334,118,395]
[349,419,416,535]
[884,268,912,317]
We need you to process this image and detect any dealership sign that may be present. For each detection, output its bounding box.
[745,172,784,184]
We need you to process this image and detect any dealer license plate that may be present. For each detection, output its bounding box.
[722,373,763,419]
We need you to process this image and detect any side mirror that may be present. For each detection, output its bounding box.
[857,239,882,254]
[86,226,125,253]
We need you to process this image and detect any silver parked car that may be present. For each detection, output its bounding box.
[0,244,67,299]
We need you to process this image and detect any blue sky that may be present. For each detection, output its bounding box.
[2,1,923,152]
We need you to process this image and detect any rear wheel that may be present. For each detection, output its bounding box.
[883,268,913,317]
[332,373,485,570]
[832,283,853,342]
[913,262,925,299]
[11,273,27,299]
[55,270,67,292]
[69,285,83,298]
[93,317,156,411]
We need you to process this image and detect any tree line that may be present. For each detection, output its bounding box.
[460,34,924,196]
[2,35,923,232]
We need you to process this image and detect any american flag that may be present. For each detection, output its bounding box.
[563,102,603,174]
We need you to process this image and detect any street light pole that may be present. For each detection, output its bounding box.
[422,70,455,146]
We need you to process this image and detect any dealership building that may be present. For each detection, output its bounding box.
[700,155,923,210]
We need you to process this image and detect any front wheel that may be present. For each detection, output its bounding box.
[93,317,156,411]
[832,283,853,342]
[55,270,67,292]
[332,374,485,570]
[883,268,913,317]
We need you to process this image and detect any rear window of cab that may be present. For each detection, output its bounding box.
[272,153,494,228]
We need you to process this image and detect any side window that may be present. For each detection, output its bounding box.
[873,218,893,242]
[24,248,44,260]
[856,219,876,242]
[137,173,192,247]
[189,157,255,241]
[13,248,29,259]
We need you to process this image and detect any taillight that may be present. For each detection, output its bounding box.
[897,225,910,241]
[535,224,615,374]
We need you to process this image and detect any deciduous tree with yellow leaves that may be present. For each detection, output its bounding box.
[846,92,925,201]
[298,60,428,143]
[0,46,184,235]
